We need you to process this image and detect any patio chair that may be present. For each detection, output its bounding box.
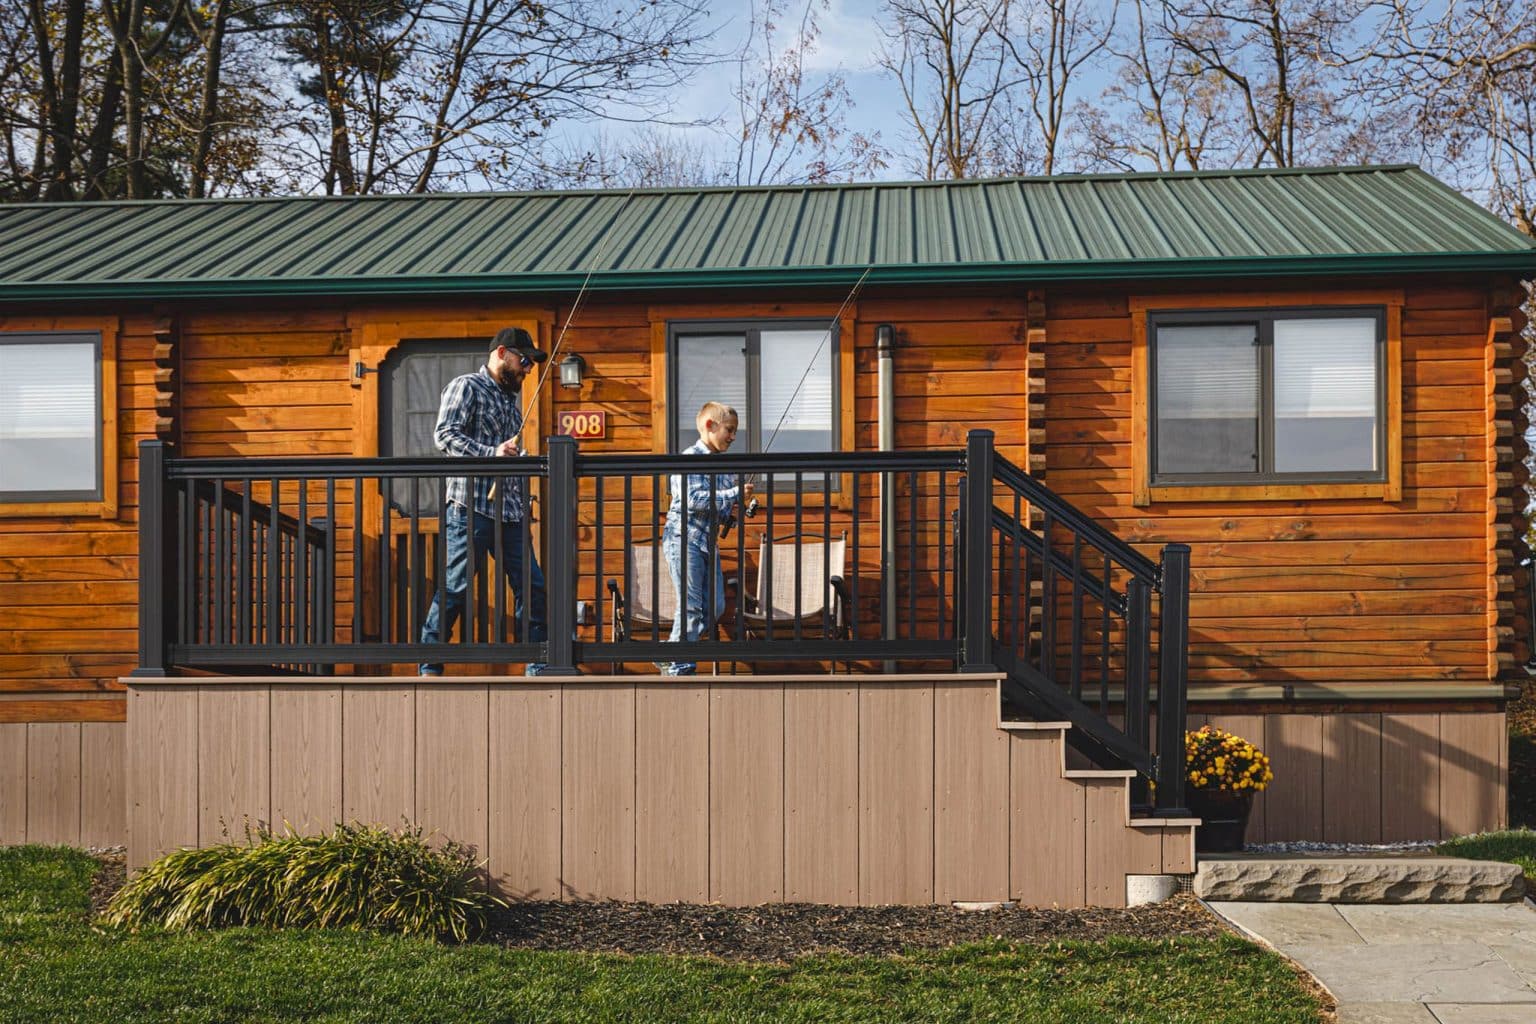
[606,541,675,643]
[740,532,849,643]
[605,540,739,646]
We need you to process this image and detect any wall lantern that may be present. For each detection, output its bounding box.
[559,352,586,389]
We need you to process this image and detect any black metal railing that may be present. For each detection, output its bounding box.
[132,429,1189,814]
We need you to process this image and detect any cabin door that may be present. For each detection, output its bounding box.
[375,339,488,644]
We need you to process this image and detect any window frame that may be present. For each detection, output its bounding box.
[665,318,843,457]
[1129,291,1402,507]
[0,321,119,519]
[1148,306,1388,486]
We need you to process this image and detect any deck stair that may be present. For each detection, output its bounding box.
[996,714,1197,907]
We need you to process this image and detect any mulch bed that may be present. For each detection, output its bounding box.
[88,852,1225,960]
[88,853,126,918]
[489,893,1226,960]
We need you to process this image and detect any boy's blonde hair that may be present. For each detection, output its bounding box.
[696,401,738,432]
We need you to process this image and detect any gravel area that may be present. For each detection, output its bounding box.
[489,893,1226,960]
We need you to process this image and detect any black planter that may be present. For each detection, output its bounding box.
[1188,789,1254,853]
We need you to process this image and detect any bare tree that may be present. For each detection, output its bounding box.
[877,0,1017,179]
[728,0,884,184]
[1075,0,1236,170]
[1341,0,1536,234]
[271,0,714,193]
[1147,0,1360,167]
[995,0,1115,174]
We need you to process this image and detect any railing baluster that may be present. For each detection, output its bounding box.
[822,471,832,644]
[351,476,362,648]
[648,474,660,644]
[465,473,478,650]
[240,481,252,645]
[131,441,175,677]
[544,436,578,674]
[266,477,280,651]
[793,471,803,643]
[594,474,605,646]
[1100,553,1112,714]
[1070,535,1084,704]
[961,430,994,670]
[1040,511,1055,683]
[406,479,420,644]
[296,481,309,651]
[850,471,860,643]
[937,472,948,641]
[907,470,917,640]
[763,474,775,641]
[1155,544,1192,815]
[381,481,393,644]
[1010,491,1022,658]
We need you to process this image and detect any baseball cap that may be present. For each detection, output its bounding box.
[491,326,547,362]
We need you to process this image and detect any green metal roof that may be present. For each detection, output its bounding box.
[0,165,1531,303]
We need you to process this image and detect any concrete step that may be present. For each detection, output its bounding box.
[1193,854,1527,903]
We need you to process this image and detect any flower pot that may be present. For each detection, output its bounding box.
[1188,789,1254,853]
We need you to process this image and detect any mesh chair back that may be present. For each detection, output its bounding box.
[626,542,677,629]
[755,534,845,622]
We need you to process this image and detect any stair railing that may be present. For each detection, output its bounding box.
[959,429,1189,816]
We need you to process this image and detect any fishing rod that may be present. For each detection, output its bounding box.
[489,190,636,505]
[719,264,875,538]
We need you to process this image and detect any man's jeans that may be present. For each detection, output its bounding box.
[660,525,725,676]
[419,504,548,675]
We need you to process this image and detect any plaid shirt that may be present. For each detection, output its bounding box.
[665,439,742,543]
[434,366,527,523]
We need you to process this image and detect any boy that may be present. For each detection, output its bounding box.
[657,401,753,675]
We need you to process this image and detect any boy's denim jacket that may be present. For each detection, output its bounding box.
[664,439,743,547]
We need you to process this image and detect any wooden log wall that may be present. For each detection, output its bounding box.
[0,278,1516,850]
[1042,281,1505,688]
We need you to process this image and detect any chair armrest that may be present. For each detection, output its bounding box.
[829,575,851,633]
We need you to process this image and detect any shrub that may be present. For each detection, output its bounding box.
[1185,725,1273,793]
[104,823,503,941]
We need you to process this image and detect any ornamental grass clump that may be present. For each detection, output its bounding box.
[104,822,503,942]
[1185,725,1273,793]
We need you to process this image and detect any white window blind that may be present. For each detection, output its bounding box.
[675,334,750,450]
[759,328,833,453]
[1273,317,1378,472]
[1154,324,1259,418]
[0,338,99,498]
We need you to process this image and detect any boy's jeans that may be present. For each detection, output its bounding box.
[419,503,548,675]
[660,525,725,676]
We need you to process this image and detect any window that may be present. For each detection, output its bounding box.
[0,332,103,503]
[668,321,839,472]
[1149,308,1385,485]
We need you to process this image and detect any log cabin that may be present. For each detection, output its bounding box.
[0,164,1533,907]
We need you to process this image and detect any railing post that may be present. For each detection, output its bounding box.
[544,435,579,675]
[962,430,995,672]
[131,440,177,677]
[1155,542,1191,815]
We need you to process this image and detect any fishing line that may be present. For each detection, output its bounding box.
[511,188,639,446]
[721,264,875,536]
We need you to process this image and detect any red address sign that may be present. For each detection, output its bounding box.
[557,410,606,439]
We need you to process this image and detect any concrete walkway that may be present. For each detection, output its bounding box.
[1208,900,1536,1023]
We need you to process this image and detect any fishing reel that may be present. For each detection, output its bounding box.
[719,496,760,538]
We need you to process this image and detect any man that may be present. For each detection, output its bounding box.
[419,326,549,675]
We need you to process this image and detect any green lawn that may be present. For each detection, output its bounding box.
[1,846,1326,1024]
[1438,829,1536,887]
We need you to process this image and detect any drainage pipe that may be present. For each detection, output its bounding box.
[877,324,896,657]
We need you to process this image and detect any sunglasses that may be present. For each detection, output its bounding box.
[518,354,534,369]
